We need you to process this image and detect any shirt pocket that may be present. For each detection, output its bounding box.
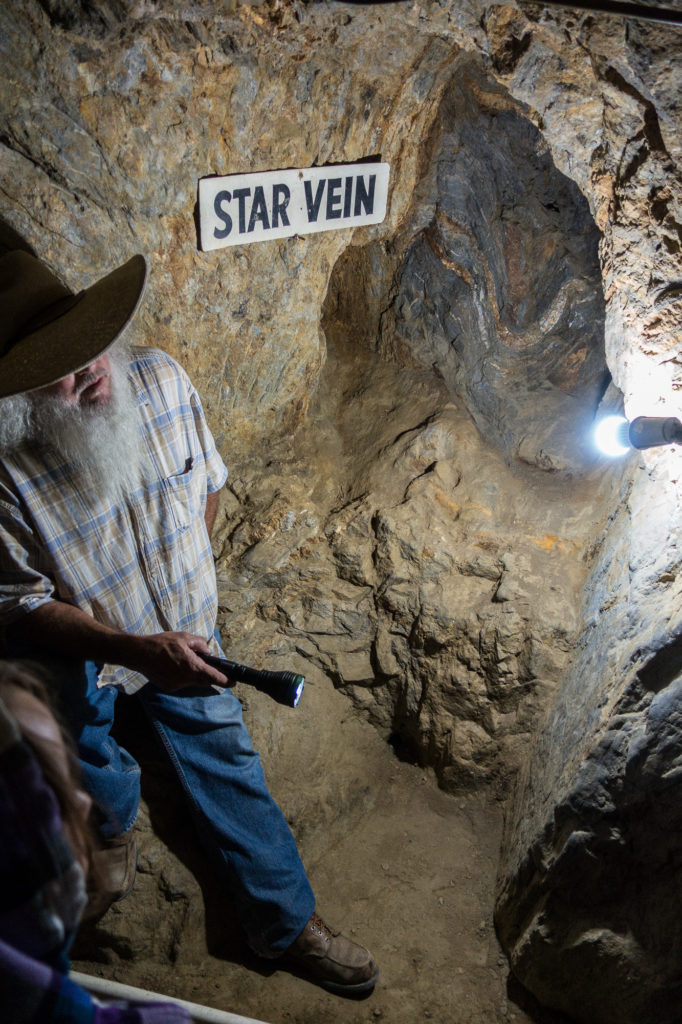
[164,455,201,532]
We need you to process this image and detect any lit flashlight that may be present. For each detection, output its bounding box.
[199,652,305,708]
[594,415,682,457]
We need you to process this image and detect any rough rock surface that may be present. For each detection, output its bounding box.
[212,346,604,795]
[495,450,682,1024]
[376,58,607,473]
[3,2,682,1023]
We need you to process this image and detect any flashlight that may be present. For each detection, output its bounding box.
[594,415,682,456]
[199,652,305,708]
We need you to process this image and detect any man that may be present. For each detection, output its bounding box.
[0,226,378,997]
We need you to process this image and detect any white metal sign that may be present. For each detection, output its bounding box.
[198,162,390,251]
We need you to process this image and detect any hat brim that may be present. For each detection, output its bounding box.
[0,254,147,399]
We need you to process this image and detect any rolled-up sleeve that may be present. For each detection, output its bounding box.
[0,487,55,625]
[188,385,228,497]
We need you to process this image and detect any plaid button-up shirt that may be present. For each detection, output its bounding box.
[0,347,228,694]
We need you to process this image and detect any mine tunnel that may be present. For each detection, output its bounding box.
[2,2,682,1024]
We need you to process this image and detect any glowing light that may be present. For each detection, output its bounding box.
[594,415,631,457]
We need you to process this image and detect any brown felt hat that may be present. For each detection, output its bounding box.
[0,219,146,399]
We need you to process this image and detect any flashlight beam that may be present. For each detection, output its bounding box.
[594,415,630,457]
[594,414,682,457]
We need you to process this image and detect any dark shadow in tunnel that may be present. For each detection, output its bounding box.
[0,215,38,256]
[507,974,580,1024]
[636,633,682,695]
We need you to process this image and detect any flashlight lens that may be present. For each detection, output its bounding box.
[594,415,631,457]
[293,680,304,707]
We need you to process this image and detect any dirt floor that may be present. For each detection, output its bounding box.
[70,669,562,1024]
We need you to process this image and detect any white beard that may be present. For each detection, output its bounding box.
[0,346,146,504]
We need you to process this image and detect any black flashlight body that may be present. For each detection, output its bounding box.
[628,416,682,449]
[198,652,305,708]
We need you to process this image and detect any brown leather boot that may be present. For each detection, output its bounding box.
[285,912,379,996]
[84,828,137,919]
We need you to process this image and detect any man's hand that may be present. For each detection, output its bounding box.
[9,603,232,694]
[119,631,234,692]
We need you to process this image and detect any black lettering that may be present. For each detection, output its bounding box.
[272,183,291,228]
[248,185,270,233]
[326,177,343,220]
[213,190,232,239]
[233,188,251,234]
[354,174,376,217]
[343,176,353,218]
[304,179,326,223]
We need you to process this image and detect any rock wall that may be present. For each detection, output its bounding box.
[0,0,460,451]
[480,7,682,1024]
[3,2,682,1022]
[495,450,682,1024]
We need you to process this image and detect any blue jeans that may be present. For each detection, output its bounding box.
[27,654,315,957]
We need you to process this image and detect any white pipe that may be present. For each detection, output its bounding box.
[70,970,273,1024]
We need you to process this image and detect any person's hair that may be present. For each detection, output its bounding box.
[0,660,97,878]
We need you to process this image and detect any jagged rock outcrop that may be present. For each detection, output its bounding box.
[495,451,682,1024]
